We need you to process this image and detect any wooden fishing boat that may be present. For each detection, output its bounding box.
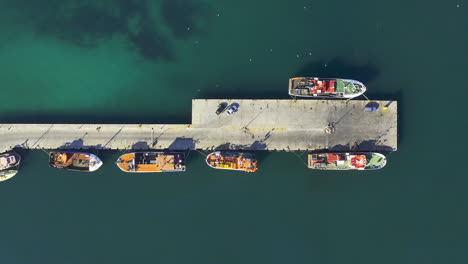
[116,152,186,173]
[206,152,258,172]
[49,151,103,172]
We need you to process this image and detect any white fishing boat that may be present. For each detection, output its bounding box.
[289,77,366,99]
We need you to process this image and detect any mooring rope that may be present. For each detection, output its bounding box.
[193,149,207,157]
[40,147,49,156]
[362,93,371,102]
[291,151,308,167]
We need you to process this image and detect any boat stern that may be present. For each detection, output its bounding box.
[175,152,187,172]
[288,77,306,96]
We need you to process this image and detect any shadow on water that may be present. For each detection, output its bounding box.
[0,110,191,124]
[5,0,211,62]
[11,147,33,167]
[295,58,380,84]
[198,79,288,99]
[127,20,174,62]
[161,0,210,39]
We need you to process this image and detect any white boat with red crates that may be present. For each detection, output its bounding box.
[308,152,386,170]
[289,77,366,99]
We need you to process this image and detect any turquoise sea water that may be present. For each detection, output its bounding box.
[0,0,467,263]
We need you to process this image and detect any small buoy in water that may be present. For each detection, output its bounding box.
[249,58,252,62]
[324,64,328,67]
[296,54,300,58]
[217,13,220,16]
[457,4,460,7]
[187,27,190,31]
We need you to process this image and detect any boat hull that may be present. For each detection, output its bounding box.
[288,77,366,99]
[116,152,186,173]
[206,151,258,172]
[49,151,103,172]
[308,152,387,170]
[0,170,18,182]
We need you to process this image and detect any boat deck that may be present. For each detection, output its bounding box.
[136,155,176,172]
[50,152,92,170]
[116,153,183,172]
[289,78,362,96]
[0,99,397,152]
[208,154,250,170]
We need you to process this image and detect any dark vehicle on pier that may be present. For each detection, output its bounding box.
[216,102,228,115]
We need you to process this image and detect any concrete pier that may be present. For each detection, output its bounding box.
[0,99,397,152]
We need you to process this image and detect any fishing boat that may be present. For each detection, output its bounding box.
[116,152,186,173]
[49,151,103,172]
[308,152,387,170]
[289,77,366,98]
[0,151,21,182]
[206,152,258,172]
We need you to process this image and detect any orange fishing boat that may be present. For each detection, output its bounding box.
[116,152,186,173]
[206,152,258,172]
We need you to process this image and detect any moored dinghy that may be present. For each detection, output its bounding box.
[289,77,366,99]
[49,151,103,172]
[206,152,258,172]
[308,152,387,170]
[116,152,186,173]
[0,170,19,182]
[0,151,21,182]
